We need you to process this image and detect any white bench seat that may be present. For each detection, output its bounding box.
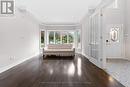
[43,44,75,57]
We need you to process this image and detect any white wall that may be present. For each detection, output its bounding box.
[125,0,130,59]
[0,9,40,73]
[81,15,90,57]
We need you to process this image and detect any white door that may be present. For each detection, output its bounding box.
[102,9,124,59]
[105,24,124,58]
[89,10,103,68]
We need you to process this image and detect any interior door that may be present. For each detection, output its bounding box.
[89,10,103,68]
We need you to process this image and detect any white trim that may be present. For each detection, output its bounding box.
[0,52,39,74]
[82,53,102,69]
[125,58,130,61]
[76,50,82,55]
[54,32,56,44]
[82,53,90,60]
[42,23,80,26]
[116,57,130,61]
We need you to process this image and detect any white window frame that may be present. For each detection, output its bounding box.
[40,29,46,50]
[40,29,82,50]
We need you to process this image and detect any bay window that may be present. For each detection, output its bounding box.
[41,30,81,49]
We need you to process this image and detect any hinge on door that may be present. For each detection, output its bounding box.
[100,36,103,39]
[100,59,103,61]
[100,13,103,16]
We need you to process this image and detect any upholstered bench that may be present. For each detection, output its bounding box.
[43,44,75,58]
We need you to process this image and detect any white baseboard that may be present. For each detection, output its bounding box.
[82,53,90,60]
[82,53,102,68]
[124,57,130,61]
[107,57,130,61]
[0,52,39,74]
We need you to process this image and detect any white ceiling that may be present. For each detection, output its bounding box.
[16,0,102,23]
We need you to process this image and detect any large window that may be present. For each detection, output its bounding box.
[48,31,74,44]
[41,30,81,49]
[49,31,55,44]
[41,31,45,48]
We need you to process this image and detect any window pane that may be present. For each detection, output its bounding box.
[78,32,80,43]
[41,31,45,48]
[48,31,75,45]
[62,32,67,44]
[55,32,61,44]
[49,32,54,44]
[77,31,81,48]
[68,32,74,43]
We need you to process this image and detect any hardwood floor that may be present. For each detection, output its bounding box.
[0,54,125,87]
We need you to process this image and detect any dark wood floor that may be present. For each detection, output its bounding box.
[0,54,125,87]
